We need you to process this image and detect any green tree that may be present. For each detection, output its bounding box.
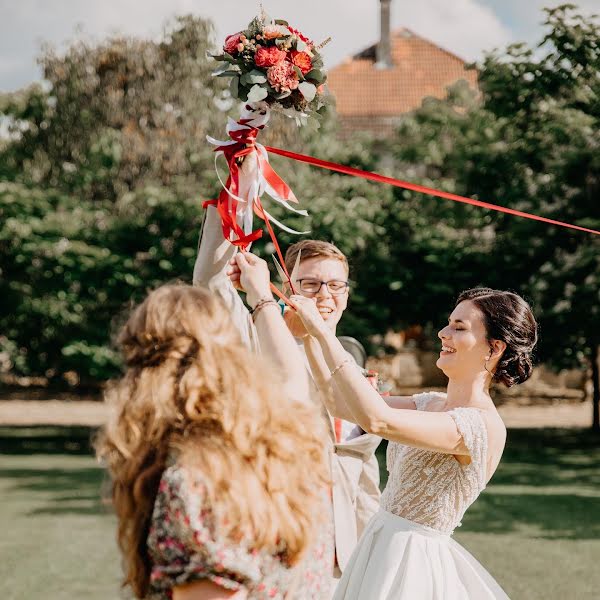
[0,15,387,383]
[384,4,600,427]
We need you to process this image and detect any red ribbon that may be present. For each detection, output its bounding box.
[205,123,299,296]
[264,146,600,237]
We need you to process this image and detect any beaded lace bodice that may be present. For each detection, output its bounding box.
[379,392,488,534]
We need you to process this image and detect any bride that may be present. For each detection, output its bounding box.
[290,287,537,599]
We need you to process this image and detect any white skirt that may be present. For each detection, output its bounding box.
[333,509,510,600]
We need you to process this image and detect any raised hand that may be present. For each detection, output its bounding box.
[227,252,273,308]
[283,306,310,338]
[289,294,329,339]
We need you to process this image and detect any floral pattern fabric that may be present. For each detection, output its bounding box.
[147,464,334,599]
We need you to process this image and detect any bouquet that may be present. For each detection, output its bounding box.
[212,13,329,124]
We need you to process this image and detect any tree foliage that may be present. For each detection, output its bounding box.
[0,5,598,402]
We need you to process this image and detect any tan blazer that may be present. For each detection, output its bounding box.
[194,207,382,572]
[331,427,382,570]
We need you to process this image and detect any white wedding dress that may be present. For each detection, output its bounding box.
[333,392,510,600]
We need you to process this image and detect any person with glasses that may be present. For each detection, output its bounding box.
[193,209,382,590]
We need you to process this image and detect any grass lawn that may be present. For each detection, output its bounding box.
[1,426,599,599]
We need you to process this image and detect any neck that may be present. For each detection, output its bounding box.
[445,372,492,409]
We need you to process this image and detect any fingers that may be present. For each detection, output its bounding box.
[290,295,317,308]
[233,252,263,271]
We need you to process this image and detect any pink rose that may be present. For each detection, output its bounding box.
[267,61,300,92]
[224,33,242,54]
[289,50,312,75]
[255,46,287,68]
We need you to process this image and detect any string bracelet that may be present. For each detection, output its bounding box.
[330,357,353,378]
[251,298,278,321]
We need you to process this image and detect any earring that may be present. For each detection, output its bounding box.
[484,355,494,377]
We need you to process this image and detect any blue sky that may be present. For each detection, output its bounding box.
[0,0,598,92]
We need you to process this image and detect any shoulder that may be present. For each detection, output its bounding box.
[155,463,209,522]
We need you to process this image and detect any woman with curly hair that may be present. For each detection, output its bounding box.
[289,287,538,600]
[96,254,333,600]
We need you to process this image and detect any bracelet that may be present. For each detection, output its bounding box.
[251,299,278,321]
[249,296,275,312]
[330,357,353,378]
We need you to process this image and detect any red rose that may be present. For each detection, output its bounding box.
[255,46,287,68]
[289,50,312,75]
[224,33,242,54]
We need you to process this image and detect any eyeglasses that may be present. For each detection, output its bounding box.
[296,279,349,296]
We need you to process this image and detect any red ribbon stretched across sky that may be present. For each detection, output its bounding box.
[265,146,600,237]
[207,122,598,307]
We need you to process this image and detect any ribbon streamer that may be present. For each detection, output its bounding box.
[264,146,600,236]
[206,102,306,298]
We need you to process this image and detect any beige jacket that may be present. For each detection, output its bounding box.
[193,207,381,572]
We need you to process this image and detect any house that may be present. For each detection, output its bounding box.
[327,0,479,137]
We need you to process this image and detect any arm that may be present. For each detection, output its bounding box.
[233,254,309,403]
[302,334,360,422]
[193,206,259,352]
[291,295,471,456]
[173,581,246,600]
[299,312,417,417]
[192,206,236,288]
[193,154,258,290]
[193,155,262,349]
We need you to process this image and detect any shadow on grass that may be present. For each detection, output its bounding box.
[0,425,112,517]
[377,428,600,541]
[0,425,97,455]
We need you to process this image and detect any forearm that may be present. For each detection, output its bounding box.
[193,206,237,288]
[303,336,357,421]
[173,580,245,599]
[313,329,390,432]
[311,332,467,452]
[254,303,310,402]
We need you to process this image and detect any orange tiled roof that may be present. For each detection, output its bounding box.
[327,28,478,118]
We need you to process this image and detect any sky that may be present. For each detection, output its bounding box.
[0,0,598,92]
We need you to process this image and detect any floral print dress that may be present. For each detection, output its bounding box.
[147,464,334,599]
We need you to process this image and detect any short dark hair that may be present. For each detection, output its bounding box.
[456,288,538,387]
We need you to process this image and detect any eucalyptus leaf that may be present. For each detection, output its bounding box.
[241,69,267,86]
[215,70,242,78]
[238,85,249,102]
[247,84,268,103]
[298,82,317,102]
[292,65,304,80]
[274,19,289,26]
[229,76,239,99]
[213,63,241,77]
[305,69,325,83]
[274,90,292,100]
[223,52,235,61]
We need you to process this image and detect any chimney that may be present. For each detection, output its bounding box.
[376,0,392,69]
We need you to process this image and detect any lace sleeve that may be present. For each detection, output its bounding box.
[148,466,260,594]
[412,391,446,411]
[448,407,488,490]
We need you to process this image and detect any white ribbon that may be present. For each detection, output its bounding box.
[206,101,310,238]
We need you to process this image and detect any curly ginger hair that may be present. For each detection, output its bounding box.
[96,284,330,598]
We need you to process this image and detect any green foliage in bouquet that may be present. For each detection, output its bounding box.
[211,13,329,120]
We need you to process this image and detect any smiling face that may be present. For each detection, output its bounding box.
[436,300,498,381]
[292,257,349,332]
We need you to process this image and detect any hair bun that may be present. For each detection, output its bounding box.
[495,350,533,387]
